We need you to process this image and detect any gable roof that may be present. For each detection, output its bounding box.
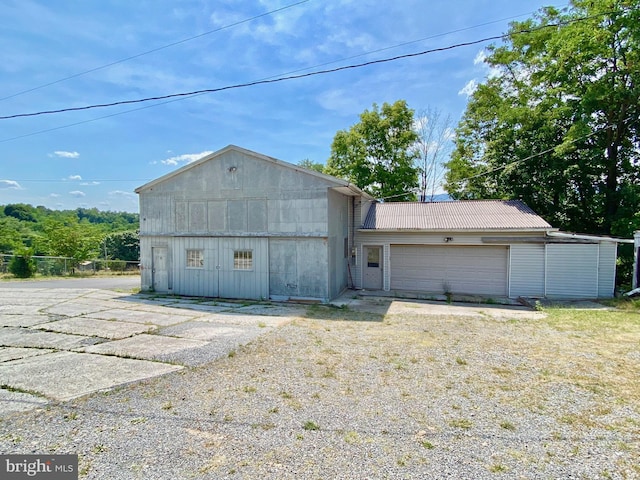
[361,200,552,231]
[135,144,372,198]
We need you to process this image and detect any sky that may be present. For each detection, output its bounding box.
[0,0,565,213]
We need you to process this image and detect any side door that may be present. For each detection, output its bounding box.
[363,246,383,290]
[152,246,168,292]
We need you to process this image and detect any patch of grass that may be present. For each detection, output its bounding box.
[489,463,508,473]
[161,401,173,410]
[303,420,320,431]
[421,440,435,449]
[228,350,236,358]
[257,321,267,328]
[449,418,473,429]
[242,385,257,393]
[455,357,467,366]
[0,384,45,397]
[500,421,516,431]
[343,431,361,444]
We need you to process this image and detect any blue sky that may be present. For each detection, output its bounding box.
[0,0,562,212]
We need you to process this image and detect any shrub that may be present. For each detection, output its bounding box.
[9,250,37,278]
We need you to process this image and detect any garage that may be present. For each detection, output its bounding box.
[390,245,509,296]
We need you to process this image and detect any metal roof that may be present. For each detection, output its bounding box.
[361,200,552,231]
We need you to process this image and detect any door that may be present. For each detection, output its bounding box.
[363,246,383,290]
[390,245,508,296]
[152,247,168,292]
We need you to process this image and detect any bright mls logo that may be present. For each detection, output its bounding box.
[1,455,77,479]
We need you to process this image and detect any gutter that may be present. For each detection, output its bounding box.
[546,231,634,244]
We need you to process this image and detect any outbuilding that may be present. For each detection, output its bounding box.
[352,200,624,299]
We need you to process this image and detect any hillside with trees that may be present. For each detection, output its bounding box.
[0,204,139,271]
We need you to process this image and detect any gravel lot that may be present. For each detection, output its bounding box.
[1,302,638,479]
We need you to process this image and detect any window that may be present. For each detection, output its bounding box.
[367,248,380,268]
[186,249,204,268]
[234,250,253,270]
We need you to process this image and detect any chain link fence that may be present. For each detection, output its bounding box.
[0,255,139,276]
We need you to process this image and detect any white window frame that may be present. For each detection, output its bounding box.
[186,249,204,268]
[233,250,253,271]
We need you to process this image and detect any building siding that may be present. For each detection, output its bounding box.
[597,242,617,298]
[509,244,545,298]
[546,244,599,298]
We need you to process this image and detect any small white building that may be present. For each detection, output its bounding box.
[352,200,625,299]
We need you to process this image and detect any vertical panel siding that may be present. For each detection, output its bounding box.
[171,237,219,297]
[546,244,599,298]
[219,238,269,300]
[597,242,617,298]
[509,244,545,298]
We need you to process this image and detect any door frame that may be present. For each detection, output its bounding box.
[362,245,383,290]
[151,246,169,292]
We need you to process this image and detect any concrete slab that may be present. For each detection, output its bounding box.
[82,334,209,361]
[158,322,255,341]
[0,388,49,416]
[85,308,196,326]
[33,318,157,340]
[0,305,44,315]
[0,347,54,363]
[0,327,102,350]
[0,351,182,401]
[43,302,109,317]
[232,304,308,317]
[0,314,53,327]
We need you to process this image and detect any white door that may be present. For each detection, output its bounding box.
[152,247,168,292]
[363,246,383,290]
[391,245,508,296]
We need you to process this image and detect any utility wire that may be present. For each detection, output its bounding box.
[0,0,310,103]
[0,10,615,122]
[0,8,566,143]
[447,115,636,187]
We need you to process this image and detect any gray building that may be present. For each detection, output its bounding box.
[135,145,371,302]
[136,146,626,301]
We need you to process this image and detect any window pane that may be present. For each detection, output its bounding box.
[367,248,379,268]
[187,249,204,268]
[234,250,253,270]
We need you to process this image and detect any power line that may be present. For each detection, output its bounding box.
[0,8,565,143]
[453,115,636,184]
[0,10,613,122]
[0,0,310,103]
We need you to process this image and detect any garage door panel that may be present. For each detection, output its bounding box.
[391,246,508,296]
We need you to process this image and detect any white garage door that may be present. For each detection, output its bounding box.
[391,245,508,296]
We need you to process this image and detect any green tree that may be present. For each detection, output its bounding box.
[100,230,139,261]
[43,220,102,265]
[8,248,37,278]
[326,100,419,200]
[298,159,326,174]
[445,0,640,237]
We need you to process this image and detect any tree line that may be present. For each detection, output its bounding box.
[0,204,140,276]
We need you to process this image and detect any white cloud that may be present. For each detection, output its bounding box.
[68,174,82,180]
[474,50,487,65]
[51,151,80,158]
[49,193,60,198]
[69,190,86,197]
[458,79,478,97]
[0,179,21,189]
[108,190,136,197]
[160,151,213,166]
[80,181,100,186]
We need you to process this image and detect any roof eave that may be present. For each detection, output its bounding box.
[357,227,553,233]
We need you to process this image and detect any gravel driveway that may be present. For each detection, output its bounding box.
[0,297,637,479]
